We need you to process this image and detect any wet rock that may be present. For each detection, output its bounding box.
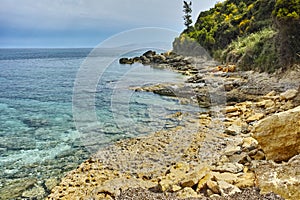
[22,118,48,128]
[45,178,59,192]
[119,57,134,65]
[0,178,37,199]
[253,106,300,162]
[153,87,177,97]
[143,50,156,58]
[22,185,45,199]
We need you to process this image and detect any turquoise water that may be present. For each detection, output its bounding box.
[0,48,195,193]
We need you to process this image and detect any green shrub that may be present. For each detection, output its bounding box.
[221,28,278,73]
[176,0,299,72]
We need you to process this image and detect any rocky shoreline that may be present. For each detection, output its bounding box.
[47,52,300,200]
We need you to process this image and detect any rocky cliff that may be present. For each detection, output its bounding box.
[173,0,300,72]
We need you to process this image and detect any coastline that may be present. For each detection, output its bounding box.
[47,53,300,200]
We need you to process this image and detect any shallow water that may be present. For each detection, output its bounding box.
[0,48,198,195]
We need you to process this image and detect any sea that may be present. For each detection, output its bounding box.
[0,48,197,197]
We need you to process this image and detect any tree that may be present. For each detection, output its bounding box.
[183,1,193,32]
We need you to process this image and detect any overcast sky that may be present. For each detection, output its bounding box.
[0,0,220,48]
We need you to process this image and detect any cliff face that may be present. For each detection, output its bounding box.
[174,0,300,72]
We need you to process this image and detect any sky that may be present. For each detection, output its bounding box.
[0,0,221,48]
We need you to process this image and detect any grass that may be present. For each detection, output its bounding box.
[220,27,279,73]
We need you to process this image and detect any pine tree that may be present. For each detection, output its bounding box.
[183,1,193,32]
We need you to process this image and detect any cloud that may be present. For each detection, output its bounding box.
[0,0,220,47]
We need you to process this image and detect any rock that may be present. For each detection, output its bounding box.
[246,113,264,123]
[226,111,241,118]
[119,57,133,65]
[213,163,244,173]
[279,100,294,111]
[158,162,191,192]
[227,152,250,164]
[217,180,241,197]
[22,185,45,199]
[256,99,275,108]
[255,155,300,200]
[153,54,166,63]
[252,106,300,162]
[235,172,255,188]
[242,137,258,151]
[250,150,266,160]
[177,187,200,198]
[265,90,277,97]
[225,124,242,136]
[95,177,157,198]
[223,146,242,156]
[225,106,239,113]
[45,178,59,192]
[0,178,37,199]
[170,185,182,192]
[186,74,205,83]
[143,50,156,58]
[213,172,238,184]
[158,179,174,192]
[180,166,210,187]
[196,173,213,192]
[207,180,220,194]
[153,87,177,97]
[279,89,298,100]
[139,56,151,64]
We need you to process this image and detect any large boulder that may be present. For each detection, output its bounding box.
[252,106,300,162]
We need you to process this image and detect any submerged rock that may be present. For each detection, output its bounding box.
[0,178,37,199]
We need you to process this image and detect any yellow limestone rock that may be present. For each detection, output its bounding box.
[256,155,300,200]
[253,106,300,162]
[246,113,264,123]
[212,172,238,184]
[177,187,200,198]
[280,89,298,100]
[235,172,256,188]
[180,166,210,187]
[225,106,239,113]
[217,180,241,197]
[206,180,220,194]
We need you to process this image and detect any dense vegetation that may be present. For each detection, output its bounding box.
[176,0,300,73]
